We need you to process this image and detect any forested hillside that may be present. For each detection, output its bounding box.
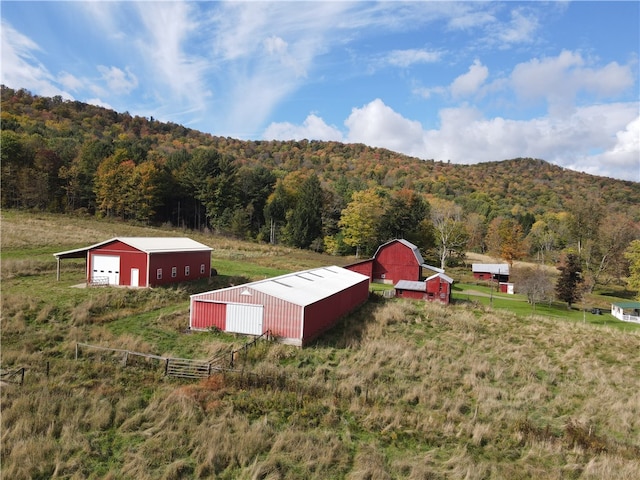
[2,86,639,285]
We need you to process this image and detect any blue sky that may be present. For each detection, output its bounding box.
[2,1,638,181]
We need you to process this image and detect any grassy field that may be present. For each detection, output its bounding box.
[2,211,640,479]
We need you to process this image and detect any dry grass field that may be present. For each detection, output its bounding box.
[2,211,639,479]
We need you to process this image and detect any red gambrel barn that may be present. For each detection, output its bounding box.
[53,237,212,287]
[346,239,443,284]
[394,272,454,305]
[189,266,370,346]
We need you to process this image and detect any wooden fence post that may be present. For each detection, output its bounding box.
[20,368,25,386]
[164,358,169,376]
[75,343,79,360]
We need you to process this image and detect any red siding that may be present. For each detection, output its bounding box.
[88,240,211,287]
[190,287,303,341]
[344,260,374,280]
[396,289,427,300]
[190,278,369,346]
[396,277,451,304]
[474,272,492,281]
[148,251,211,287]
[301,279,369,345]
[373,242,421,283]
[426,277,451,304]
[89,240,148,287]
[192,301,226,330]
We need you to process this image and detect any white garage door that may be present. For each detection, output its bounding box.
[226,304,264,335]
[92,255,120,285]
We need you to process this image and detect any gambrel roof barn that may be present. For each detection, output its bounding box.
[346,239,443,284]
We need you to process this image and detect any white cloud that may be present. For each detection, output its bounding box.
[345,99,425,156]
[133,2,207,102]
[0,20,70,98]
[97,66,138,95]
[58,71,83,92]
[496,8,539,45]
[85,98,113,110]
[511,50,635,115]
[386,48,441,68]
[583,116,640,180]
[263,35,307,78]
[450,59,489,98]
[263,114,343,142]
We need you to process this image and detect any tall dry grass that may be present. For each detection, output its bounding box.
[3,211,640,479]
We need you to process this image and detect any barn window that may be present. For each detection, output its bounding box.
[185,265,190,276]
[171,267,177,278]
[157,268,162,279]
[200,264,205,274]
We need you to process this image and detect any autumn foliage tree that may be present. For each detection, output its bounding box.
[486,217,528,267]
[339,188,386,257]
[624,240,640,300]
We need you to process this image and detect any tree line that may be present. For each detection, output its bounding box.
[2,86,639,297]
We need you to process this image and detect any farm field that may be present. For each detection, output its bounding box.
[2,211,640,479]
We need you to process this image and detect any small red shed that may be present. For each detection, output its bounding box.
[54,237,212,287]
[189,266,370,346]
[395,272,453,304]
[345,239,442,284]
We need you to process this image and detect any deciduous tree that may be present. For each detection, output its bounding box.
[486,217,528,267]
[431,199,468,269]
[339,188,386,257]
[624,240,640,300]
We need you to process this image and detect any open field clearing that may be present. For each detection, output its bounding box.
[2,212,640,479]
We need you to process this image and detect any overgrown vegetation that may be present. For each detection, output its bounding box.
[2,213,640,479]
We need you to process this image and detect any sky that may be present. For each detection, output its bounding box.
[2,1,639,181]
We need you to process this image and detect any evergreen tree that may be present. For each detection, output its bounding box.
[286,174,323,249]
[555,253,584,309]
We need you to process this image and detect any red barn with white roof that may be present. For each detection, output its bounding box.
[190,266,370,346]
[54,237,212,287]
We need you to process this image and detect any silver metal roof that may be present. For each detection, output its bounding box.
[193,266,370,307]
[394,280,426,291]
[472,263,509,275]
[426,272,454,284]
[53,237,212,258]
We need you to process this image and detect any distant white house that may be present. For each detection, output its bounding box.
[611,302,640,324]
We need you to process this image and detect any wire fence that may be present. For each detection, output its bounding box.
[75,330,273,379]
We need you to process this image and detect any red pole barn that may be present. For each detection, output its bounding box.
[190,266,370,346]
[53,237,212,287]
